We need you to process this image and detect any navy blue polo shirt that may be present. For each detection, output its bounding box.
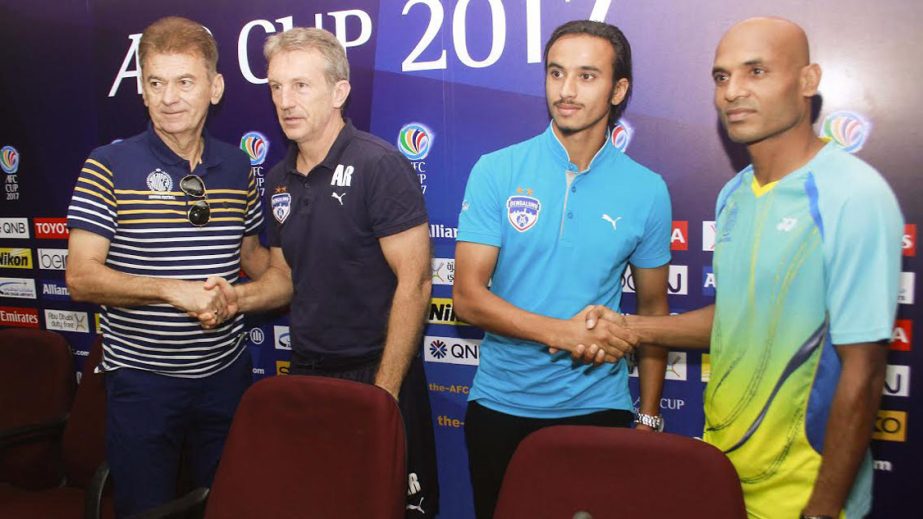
[67,124,264,377]
[266,120,428,362]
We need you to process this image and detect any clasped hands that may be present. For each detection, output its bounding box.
[548,305,638,365]
[169,277,239,329]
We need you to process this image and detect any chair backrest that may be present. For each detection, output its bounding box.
[61,335,107,488]
[0,328,75,488]
[205,375,407,519]
[494,426,747,519]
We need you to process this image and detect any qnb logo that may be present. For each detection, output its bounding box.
[820,111,871,154]
[1,145,20,174]
[429,339,448,359]
[240,131,269,166]
[423,336,480,366]
[0,218,29,239]
[397,123,432,161]
[610,119,633,152]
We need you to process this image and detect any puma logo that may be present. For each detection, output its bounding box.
[407,497,425,514]
[331,192,346,205]
[602,214,622,230]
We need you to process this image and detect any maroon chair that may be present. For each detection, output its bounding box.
[0,335,114,518]
[136,375,407,519]
[0,328,75,490]
[494,426,747,519]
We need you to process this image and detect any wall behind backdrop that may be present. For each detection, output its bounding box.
[1,1,919,517]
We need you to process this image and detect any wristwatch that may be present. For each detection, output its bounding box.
[635,412,664,432]
[799,515,833,519]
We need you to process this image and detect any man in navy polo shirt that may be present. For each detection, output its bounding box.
[211,28,438,516]
[453,20,671,518]
[66,17,268,517]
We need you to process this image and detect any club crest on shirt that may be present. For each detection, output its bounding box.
[146,169,173,192]
[507,190,541,232]
[271,192,291,223]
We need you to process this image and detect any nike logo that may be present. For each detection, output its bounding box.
[602,214,622,230]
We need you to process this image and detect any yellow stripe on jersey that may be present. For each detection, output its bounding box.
[85,159,114,179]
[74,185,116,207]
[750,177,779,198]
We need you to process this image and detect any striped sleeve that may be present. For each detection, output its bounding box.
[67,154,118,239]
[244,167,264,236]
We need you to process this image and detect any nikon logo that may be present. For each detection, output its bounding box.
[0,248,33,269]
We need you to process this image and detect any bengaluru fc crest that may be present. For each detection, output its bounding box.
[271,193,291,223]
[506,195,541,232]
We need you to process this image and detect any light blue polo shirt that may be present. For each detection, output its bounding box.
[457,124,672,418]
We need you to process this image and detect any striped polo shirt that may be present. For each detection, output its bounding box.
[67,125,263,377]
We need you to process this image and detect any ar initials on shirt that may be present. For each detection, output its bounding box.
[331,164,354,187]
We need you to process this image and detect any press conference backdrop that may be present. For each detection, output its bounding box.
[0,1,919,517]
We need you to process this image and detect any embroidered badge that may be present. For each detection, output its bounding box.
[271,193,291,223]
[146,169,173,192]
[507,187,541,232]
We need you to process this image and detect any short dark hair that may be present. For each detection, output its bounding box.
[543,20,633,124]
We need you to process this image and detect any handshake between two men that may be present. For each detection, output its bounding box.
[548,305,641,365]
[177,274,636,366]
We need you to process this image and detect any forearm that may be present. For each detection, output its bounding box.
[68,263,182,307]
[240,236,270,279]
[235,265,293,313]
[636,297,669,417]
[374,279,431,396]
[803,346,887,516]
[454,284,567,349]
[629,304,714,350]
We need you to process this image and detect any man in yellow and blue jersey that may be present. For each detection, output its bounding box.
[583,17,902,519]
[65,17,268,517]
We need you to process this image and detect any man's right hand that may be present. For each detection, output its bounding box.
[547,305,639,364]
[195,277,240,329]
[165,279,229,318]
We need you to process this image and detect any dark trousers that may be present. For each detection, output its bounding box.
[290,352,440,518]
[465,400,634,519]
[104,351,252,518]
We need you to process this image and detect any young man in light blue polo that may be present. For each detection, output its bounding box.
[453,20,672,519]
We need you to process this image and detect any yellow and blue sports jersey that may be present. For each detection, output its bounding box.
[457,124,671,418]
[706,142,903,518]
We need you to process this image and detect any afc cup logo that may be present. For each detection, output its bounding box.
[821,111,870,154]
[610,119,633,152]
[145,169,173,192]
[398,123,432,161]
[1,146,20,174]
[240,131,269,166]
